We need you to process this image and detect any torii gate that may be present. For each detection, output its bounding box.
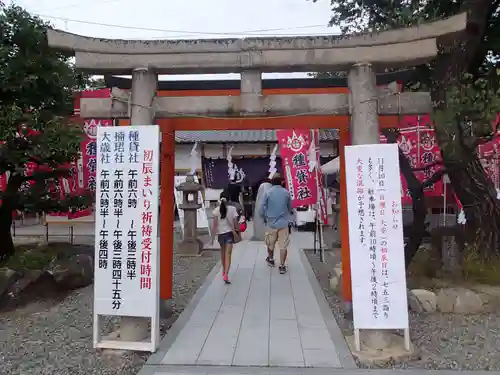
[47,12,467,346]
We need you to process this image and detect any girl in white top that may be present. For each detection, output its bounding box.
[211,193,239,284]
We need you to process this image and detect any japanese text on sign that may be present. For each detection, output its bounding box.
[94,125,160,319]
[344,143,409,330]
[81,118,112,193]
[276,129,318,208]
[140,148,154,291]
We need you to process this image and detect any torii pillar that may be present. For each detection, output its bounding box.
[119,67,161,342]
[347,62,391,350]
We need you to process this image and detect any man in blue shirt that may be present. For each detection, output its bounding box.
[259,173,292,274]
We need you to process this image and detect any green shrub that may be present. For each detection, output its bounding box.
[462,247,500,285]
[4,245,58,271]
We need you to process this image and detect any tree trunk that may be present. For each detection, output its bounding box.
[430,0,500,254]
[0,174,23,263]
[382,129,428,268]
[0,203,14,262]
[447,157,500,255]
[402,172,427,269]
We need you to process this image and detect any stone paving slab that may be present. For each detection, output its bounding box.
[138,231,355,374]
[138,365,498,375]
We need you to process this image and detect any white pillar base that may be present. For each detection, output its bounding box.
[346,332,417,366]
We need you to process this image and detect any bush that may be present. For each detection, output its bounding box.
[462,247,500,285]
[407,245,500,285]
[4,245,58,271]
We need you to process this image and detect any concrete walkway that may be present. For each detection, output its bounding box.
[138,231,356,375]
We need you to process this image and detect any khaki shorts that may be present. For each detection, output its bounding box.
[265,227,290,251]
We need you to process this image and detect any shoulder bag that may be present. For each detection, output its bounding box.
[226,209,242,244]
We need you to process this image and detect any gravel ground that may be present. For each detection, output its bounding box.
[306,250,500,370]
[0,242,219,375]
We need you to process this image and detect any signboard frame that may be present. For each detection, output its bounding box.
[344,143,410,352]
[93,125,160,353]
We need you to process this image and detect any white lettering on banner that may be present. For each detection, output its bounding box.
[284,159,295,200]
[345,143,409,330]
[94,126,159,319]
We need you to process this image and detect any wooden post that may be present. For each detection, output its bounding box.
[161,124,175,302]
[339,127,352,308]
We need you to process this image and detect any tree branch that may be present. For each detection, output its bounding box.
[422,168,447,188]
[473,118,500,148]
[382,128,428,268]
[412,160,443,172]
[22,167,71,182]
[27,156,41,165]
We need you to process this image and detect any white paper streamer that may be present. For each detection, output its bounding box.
[227,146,235,180]
[268,144,278,179]
[189,141,198,175]
[308,133,318,172]
[457,209,467,225]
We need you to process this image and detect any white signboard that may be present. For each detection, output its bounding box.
[93,125,160,352]
[174,175,210,233]
[345,143,409,333]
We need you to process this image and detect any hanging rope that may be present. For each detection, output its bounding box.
[227,146,235,180]
[188,141,198,175]
[268,144,278,179]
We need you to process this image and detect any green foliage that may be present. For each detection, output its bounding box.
[462,246,500,284]
[318,0,500,74]
[408,244,500,284]
[311,71,347,79]
[87,76,106,89]
[316,0,500,258]
[4,244,58,271]
[432,71,500,161]
[0,5,92,215]
[318,0,468,36]
[317,0,500,155]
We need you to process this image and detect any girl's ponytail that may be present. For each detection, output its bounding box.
[220,197,227,219]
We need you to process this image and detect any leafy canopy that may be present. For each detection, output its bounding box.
[0,5,91,214]
[316,0,500,152]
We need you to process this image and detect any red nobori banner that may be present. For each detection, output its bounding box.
[380,115,444,204]
[277,129,318,208]
[478,135,500,190]
[80,118,112,192]
[77,89,113,193]
[70,89,113,219]
[379,114,500,205]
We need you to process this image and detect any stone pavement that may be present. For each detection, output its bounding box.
[137,231,356,375]
[137,367,495,375]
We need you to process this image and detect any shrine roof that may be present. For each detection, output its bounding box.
[174,129,337,144]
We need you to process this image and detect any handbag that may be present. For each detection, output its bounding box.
[239,216,247,233]
[232,229,242,244]
[225,211,242,244]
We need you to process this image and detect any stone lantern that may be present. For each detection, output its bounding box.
[176,174,203,255]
